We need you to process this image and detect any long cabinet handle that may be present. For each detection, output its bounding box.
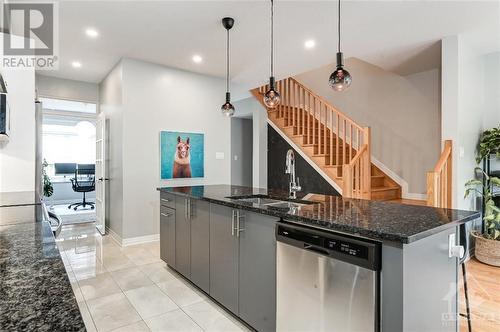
[231,210,235,236]
[188,199,191,220]
[161,198,170,202]
[236,210,245,237]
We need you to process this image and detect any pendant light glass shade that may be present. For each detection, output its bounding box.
[329,52,352,91]
[221,17,235,116]
[329,0,352,92]
[264,0,280,108]
[221,93,235,117]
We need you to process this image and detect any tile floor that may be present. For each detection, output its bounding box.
[57,223,250,332]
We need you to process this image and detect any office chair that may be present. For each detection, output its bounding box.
[68,164,95,211]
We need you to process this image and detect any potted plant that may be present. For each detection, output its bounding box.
[465,168,500,266]
[476,125,500,164]
[42,159,54,208]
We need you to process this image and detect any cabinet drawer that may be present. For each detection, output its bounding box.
[160,206,176,267]
[160,192,176,208]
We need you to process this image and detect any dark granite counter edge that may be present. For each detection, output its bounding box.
[157,187,480,244]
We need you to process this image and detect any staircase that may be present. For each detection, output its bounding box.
[252,77,401,201]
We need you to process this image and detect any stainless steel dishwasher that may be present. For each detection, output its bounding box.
[276,223,381,332]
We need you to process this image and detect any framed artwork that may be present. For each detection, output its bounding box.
[160,131,204,179]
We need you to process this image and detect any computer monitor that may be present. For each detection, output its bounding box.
[54,163,77,175]
[77,164,95,175]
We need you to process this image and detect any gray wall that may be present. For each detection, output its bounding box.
[231,118,253,187]
[294,58,441,196]
[36,75,99,103]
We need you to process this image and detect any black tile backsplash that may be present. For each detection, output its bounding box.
[267,125,339,197]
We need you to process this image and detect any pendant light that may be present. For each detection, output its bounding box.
[221,17,235,117]
[329,0,352,92]
[263,0,280,108]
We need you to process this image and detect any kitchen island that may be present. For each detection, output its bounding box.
[0,194,85,331]
[157,185,480,332]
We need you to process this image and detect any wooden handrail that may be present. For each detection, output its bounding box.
[427,140,452,208]
[255,77,372,200]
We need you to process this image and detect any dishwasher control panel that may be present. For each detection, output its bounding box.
[277,222,381,271]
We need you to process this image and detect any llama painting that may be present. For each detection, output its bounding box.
[160,131,204,179]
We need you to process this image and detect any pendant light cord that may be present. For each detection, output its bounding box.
[226,28,230,93]
[270,0,274,77]
[338,0,341,53]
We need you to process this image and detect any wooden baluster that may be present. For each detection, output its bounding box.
[318,102,322,154]
[312,97,316,147]
[336,114,340,166]
[349,124,353,162]
[330,109,333,165]
[357,129,360,152]
[342,118,346,165]
[324,105,328,156]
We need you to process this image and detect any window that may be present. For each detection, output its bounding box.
[40,97,97,114]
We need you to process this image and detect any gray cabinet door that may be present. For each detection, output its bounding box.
[238,211,278,332]
[160,206,176,268]
[175,197,190,278]
[209,203,239,314]
[190,199,210,293]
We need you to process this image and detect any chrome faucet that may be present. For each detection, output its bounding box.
[285,149,301,199]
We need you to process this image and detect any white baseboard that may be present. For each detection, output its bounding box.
[105,226,159,247]
[122,234,160,247]
[267,119,343,194]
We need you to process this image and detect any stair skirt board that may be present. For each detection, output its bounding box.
[267,119,343,195]
[370,157,427,201]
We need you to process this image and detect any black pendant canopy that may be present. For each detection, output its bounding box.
[221,17,235,117]
[263,0,281,108]
[329,0,352,92]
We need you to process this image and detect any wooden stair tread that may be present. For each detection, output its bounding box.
[371,186,400,192]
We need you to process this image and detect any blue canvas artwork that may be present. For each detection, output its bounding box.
[160,131,204,179]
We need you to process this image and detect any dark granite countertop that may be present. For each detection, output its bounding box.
[157,185,480,244]
[0,206,85,331]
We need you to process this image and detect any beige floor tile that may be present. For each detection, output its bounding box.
[72,262,107,280]
[145,309,202,332]
[183,301,246,332]
[71,281,85,303]
[124,285,178,319]
[156,278,204,307]
[77,301,97,332]
[122,246,162,266]
[78,272,122,301]
[110,320,150,332]
[139,262,177,284]
[87,293,142,332]
[102,253,136,272]
[110,267,153,291]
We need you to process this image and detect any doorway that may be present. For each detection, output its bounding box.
[40,97,98,226]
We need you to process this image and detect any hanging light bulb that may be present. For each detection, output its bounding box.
[221,17,235,117]
[329,0,352,92]
[263,0,280,108]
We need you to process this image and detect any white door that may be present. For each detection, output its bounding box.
[95,112,106,235]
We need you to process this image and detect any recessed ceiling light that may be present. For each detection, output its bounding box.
[72,61,82,68]
[192,55,203,64]
[304,39,316,49]
[85,28,99,38]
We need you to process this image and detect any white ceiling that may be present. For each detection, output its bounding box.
[38,1,500,88]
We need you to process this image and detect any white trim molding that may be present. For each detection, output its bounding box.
[105,226,159,247]
[267,119,343,194]
[370,157,426,200]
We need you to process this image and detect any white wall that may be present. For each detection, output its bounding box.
[442,36,500,210]
[0,34,36,192]
[100,58,243,240]
[36,75,99,103]
[294,58,441,196]
[99,62,124,238]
